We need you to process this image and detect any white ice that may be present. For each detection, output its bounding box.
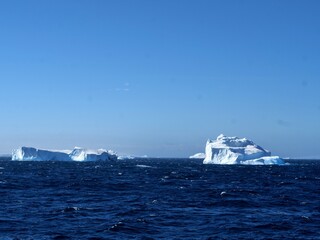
[12,146,118,161]
[189,153,206,159]
[203,134,285,165]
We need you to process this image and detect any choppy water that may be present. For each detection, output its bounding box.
[0,158,319,239]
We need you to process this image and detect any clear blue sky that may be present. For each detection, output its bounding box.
[1,0,320,158]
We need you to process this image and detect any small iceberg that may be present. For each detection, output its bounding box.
[203,134,285,165]
[118,155,148,160]
[189,153,206,159]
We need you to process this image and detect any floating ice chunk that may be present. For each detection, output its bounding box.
[189,153,206,159]
[203,135,285,165]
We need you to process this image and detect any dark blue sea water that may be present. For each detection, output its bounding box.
[0,158,319,240]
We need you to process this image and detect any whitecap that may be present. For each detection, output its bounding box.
[62,207,80,213]
[136,164,154,168]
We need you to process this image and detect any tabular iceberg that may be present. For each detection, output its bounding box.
[203,134,285,165]
[12,147,118,161]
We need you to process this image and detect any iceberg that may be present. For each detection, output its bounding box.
[117,155,136,160]
[69,147,117,161]
[203,134,285,165]
[12,147,118,161]
[118,155,149,160]
[189,153,206,159]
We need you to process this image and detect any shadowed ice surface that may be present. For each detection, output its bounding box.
[0,158,319,239]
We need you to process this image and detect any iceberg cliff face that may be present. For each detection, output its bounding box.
[203,134,285,165]
[12,147,118,161]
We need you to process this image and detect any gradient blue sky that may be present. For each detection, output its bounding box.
[1,0,320,158]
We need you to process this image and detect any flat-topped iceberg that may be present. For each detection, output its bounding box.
[203,134,285,165]
[12,147,118,161]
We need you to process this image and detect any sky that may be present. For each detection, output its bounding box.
[0,0,320,158]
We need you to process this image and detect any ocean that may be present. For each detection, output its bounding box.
[0,158,319,239]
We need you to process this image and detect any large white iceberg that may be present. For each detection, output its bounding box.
[12,147,118,161]
[203,134,285,165]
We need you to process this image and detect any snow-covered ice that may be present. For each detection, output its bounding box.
[203,134,285,165]
[189,153,206,159]
[12,147,118,161]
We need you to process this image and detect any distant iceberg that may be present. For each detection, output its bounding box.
[12,147,118,161]
[117,155,136,160]
[189,153,206,159]
[118,155,148,160]
[203,134,285,165]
